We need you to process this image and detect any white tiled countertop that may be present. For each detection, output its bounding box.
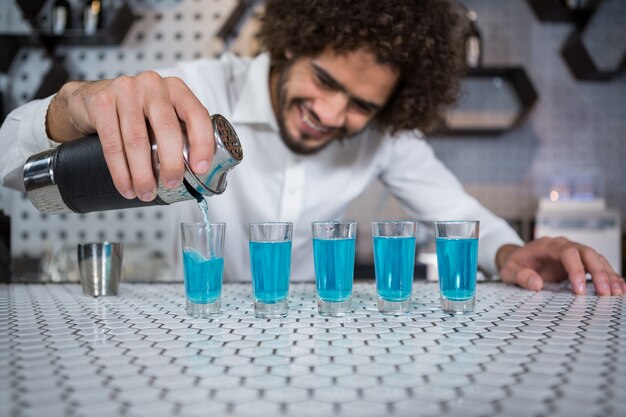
[0,282,624,417]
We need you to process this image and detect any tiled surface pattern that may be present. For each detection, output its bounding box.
[0,282,625,417]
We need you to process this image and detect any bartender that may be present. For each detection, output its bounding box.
[0,0,623,295]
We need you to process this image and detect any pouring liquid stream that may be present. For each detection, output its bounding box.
[197,197,215,258]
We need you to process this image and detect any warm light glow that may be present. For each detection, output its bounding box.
[550,190,559,202]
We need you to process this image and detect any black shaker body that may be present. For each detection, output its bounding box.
[56,135,163,212]
[23,114,242,214]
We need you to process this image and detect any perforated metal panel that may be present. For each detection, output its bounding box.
[581,0,626,71]
[3,0,241,266]
[0,281,624,417]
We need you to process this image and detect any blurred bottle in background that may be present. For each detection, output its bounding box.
[0,89,5,121]
[464,10,483,69]
[0,209,10,283]
[51,0,72,35]
[561,0,582,10]
[83,0,103,35]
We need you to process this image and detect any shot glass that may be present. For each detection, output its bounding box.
[435,220,479,315]
[180,222,225,318]
[77,242,123,297]
[312,221,357,316]
[249,222,293,318]
[372,221,417,314]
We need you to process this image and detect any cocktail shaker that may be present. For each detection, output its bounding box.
[23,114,242,214]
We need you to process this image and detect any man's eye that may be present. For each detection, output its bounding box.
[352,101,374,114]
[316,74,335,90]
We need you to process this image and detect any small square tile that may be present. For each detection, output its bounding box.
[227,364,269,378]
[115,386,163,405]
[213,387,259,404]
[163,387,208,403]
[197,374,241,390]
[243,374,287,390]
[340,400,388,417]
[290,374,333,390]
[123,402,176,417]
[287,400,334,417]
[292,354,331,367]
[337,374,379,389]
[264,386,309,404]
[393,399,440,417]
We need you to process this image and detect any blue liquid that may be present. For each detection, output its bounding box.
[183,249,224,304]
[436,237,478,301]
[197,198,210,225]
[196,198,217,256]
[373,236,416,302]
[249,241,292,303]
[313,237,355,302]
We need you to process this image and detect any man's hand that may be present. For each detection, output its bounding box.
[496,238,625,296]
[46,72,214,201]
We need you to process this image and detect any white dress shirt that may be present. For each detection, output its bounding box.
[0,52,523,282]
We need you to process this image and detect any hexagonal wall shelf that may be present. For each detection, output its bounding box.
[435,66,539,136]
[561,0,626,81]
[526,0,600,23]
[562,32,625,80]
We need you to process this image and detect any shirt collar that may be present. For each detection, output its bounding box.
[230,52,279,132]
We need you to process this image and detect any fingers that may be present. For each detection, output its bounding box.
[141,73,185,189]
[544,238,622,296]
[559,246,587,295]
[166,77,214,175]
[515,268,544,292]
[89,93,135,200]
[497,238,624,297]
[558,240,626,296]
[113,76,156,201]
[79,72,210,200]
[497,246,543,292]
[579,247,613,296]
[597,255,625,296]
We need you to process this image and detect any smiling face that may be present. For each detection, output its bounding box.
[269,48,400,155]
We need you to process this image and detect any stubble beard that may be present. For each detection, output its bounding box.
[272,63,350,156]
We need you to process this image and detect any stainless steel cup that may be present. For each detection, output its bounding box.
[77,242,123,296]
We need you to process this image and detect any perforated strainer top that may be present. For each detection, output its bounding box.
[213,114,243,161]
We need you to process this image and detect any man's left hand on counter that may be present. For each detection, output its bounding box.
[496,237,625,296]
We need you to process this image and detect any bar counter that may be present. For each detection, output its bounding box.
[1,282,624,417]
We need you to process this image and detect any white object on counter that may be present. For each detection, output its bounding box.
[535,198,621,273]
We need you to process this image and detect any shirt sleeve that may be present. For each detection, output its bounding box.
[379,133,524,277]
[0,95,56,191]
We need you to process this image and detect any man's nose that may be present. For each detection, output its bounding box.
[313,93,348,128]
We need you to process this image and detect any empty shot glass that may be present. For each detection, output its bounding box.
[372,221,417,314]
[78,242,123,297]
[435,220,479,315]
[249,222,293,318]
[312,221,357,316]
[180,222,225,318]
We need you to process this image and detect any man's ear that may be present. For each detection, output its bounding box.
[285,49,293,59]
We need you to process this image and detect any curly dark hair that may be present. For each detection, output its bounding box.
[259,0,465,135]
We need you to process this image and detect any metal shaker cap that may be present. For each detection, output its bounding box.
[181,114,243,197]
[213,114,243,162]
[23,148,71,214]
